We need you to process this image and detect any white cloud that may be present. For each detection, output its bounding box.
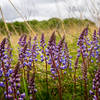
[0,0,100,23]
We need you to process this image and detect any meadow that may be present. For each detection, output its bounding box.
[0,18,100,100]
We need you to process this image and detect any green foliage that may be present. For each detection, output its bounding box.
[48,18,62,29]
[63,18,95,26]
[13,22,28,34]
[0,18,96,35]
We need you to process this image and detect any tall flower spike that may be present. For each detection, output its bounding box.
[90,68,100,100]
[40,33,49,96]
[48,31,56,47]
[63,42,71,69]
[9,62,24,99]
[19,44,28,61]
[18,35,25,46]
[0,39,14,99]
[28,36,31,49]
[0,38,7,60]
[18,34,27,47]
[28,73,36,100]
[77,27,89,100]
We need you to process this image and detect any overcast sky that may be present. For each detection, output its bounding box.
[0,0,100,23]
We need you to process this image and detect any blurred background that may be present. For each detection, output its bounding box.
[0,0,100,26]
[0,0,99,36]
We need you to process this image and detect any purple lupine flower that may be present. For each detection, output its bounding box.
[23,36,38,99]
[77,27,91,100]
[0,38,7,60]
[28,36,31,49]
[90,68,100,99]
[31,36,39,61]
[47,32,67,100]
[47,32,71,78]
[0,82,5,87]
[0,38,14,99]
[63,42,72,70]
[9,62,22,99]
[18,35,27,47]
[18,44,28,61]
[20,93,26,98]
[28,73,36,99]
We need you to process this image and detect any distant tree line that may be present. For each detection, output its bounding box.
[0,18,95,35]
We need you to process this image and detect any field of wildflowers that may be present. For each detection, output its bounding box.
[0,27,100,100]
